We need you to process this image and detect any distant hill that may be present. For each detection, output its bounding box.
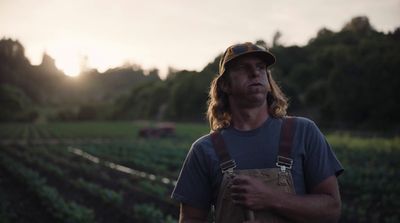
[1,16,399,133]
[0,38,159,121]
[115,16,400,132]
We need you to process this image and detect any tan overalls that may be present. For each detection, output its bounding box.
[211,117,296,223]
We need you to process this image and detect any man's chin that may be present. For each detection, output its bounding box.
[247,86,266,93]
[242,95,267,108]
[247,91,267,99]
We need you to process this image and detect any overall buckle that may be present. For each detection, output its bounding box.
[276,156,293,172]
[220,159,236,174]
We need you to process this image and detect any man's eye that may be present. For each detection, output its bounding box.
[257,64,266,70]
[233,65,246,70]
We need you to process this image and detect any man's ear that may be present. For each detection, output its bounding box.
[266,83,272,92]
[220,81,231,94]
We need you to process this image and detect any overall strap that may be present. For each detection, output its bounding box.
[210,131,236,173]
[276,117,297,171]
[211,117,296,173]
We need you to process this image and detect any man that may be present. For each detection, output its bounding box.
[171,42,343,222]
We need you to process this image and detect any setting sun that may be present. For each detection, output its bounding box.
[44,38,137,77]
[55,55,81,77]
[47,41,82,77]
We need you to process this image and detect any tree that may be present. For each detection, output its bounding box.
[0,84,37,121]
[342,16,375,34]
[272,31,282,47]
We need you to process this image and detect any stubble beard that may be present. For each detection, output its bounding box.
[231,86,268,109]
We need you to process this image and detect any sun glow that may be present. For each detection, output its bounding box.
[46,40,84,77]
[55,54,81,77]
[45,39,135,77]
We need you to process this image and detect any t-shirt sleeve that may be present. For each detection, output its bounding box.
[171,142,213,210]
[303,119,344,191]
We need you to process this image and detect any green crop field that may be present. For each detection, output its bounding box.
[0,122,399,223]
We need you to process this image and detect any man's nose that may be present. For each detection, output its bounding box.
[248,65,261,77]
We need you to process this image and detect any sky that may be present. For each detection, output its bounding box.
[1,0,399,78]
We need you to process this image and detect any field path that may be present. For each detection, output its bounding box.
[68,147,177,187]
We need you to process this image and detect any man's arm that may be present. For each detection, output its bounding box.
[231,175,341,223]
[179,203,209,223]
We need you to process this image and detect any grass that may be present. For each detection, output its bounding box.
[0,121,210,140]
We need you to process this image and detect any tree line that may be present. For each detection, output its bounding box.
[1,16,399,133]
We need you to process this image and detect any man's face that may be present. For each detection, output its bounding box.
[224,54,270,108]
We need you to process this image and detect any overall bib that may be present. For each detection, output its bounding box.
[211,117,296,223]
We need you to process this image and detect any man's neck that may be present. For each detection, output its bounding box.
[230,101,269,131]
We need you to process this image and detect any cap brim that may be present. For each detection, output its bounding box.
[225,50,276,67]
[219,51,275,76]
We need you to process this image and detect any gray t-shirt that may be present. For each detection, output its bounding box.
[171,117,343,210]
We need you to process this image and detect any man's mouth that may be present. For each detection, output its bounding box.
[249,83,263,87]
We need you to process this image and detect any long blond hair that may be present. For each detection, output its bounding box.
[206,70,288,131]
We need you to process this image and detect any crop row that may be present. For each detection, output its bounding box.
[10,144,176,200]
[0,122,209,140]
[16,144,174,200]
[0,124,55,140]
[0,152,95,223]
[2,146,124,206]
[1,146,131,222]
[328,135,400,222]
[0,145,178,223]
[81,140,187,178]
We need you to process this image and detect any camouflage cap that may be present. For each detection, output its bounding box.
[218,42,276,76]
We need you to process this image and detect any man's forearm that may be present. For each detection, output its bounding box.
[179,218,208,223]
[231,175,342,222]
[270,192,341,223]
[179,204,209,223]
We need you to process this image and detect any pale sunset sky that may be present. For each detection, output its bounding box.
[1,0,399,77]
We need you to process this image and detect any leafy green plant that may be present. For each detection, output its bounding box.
[0,153,95,223]
[72,178,123,206]
[133,203,164,223]
[138,181,167,199]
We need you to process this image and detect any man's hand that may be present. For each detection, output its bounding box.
[230,175,276,210]
[232,175,341,223]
